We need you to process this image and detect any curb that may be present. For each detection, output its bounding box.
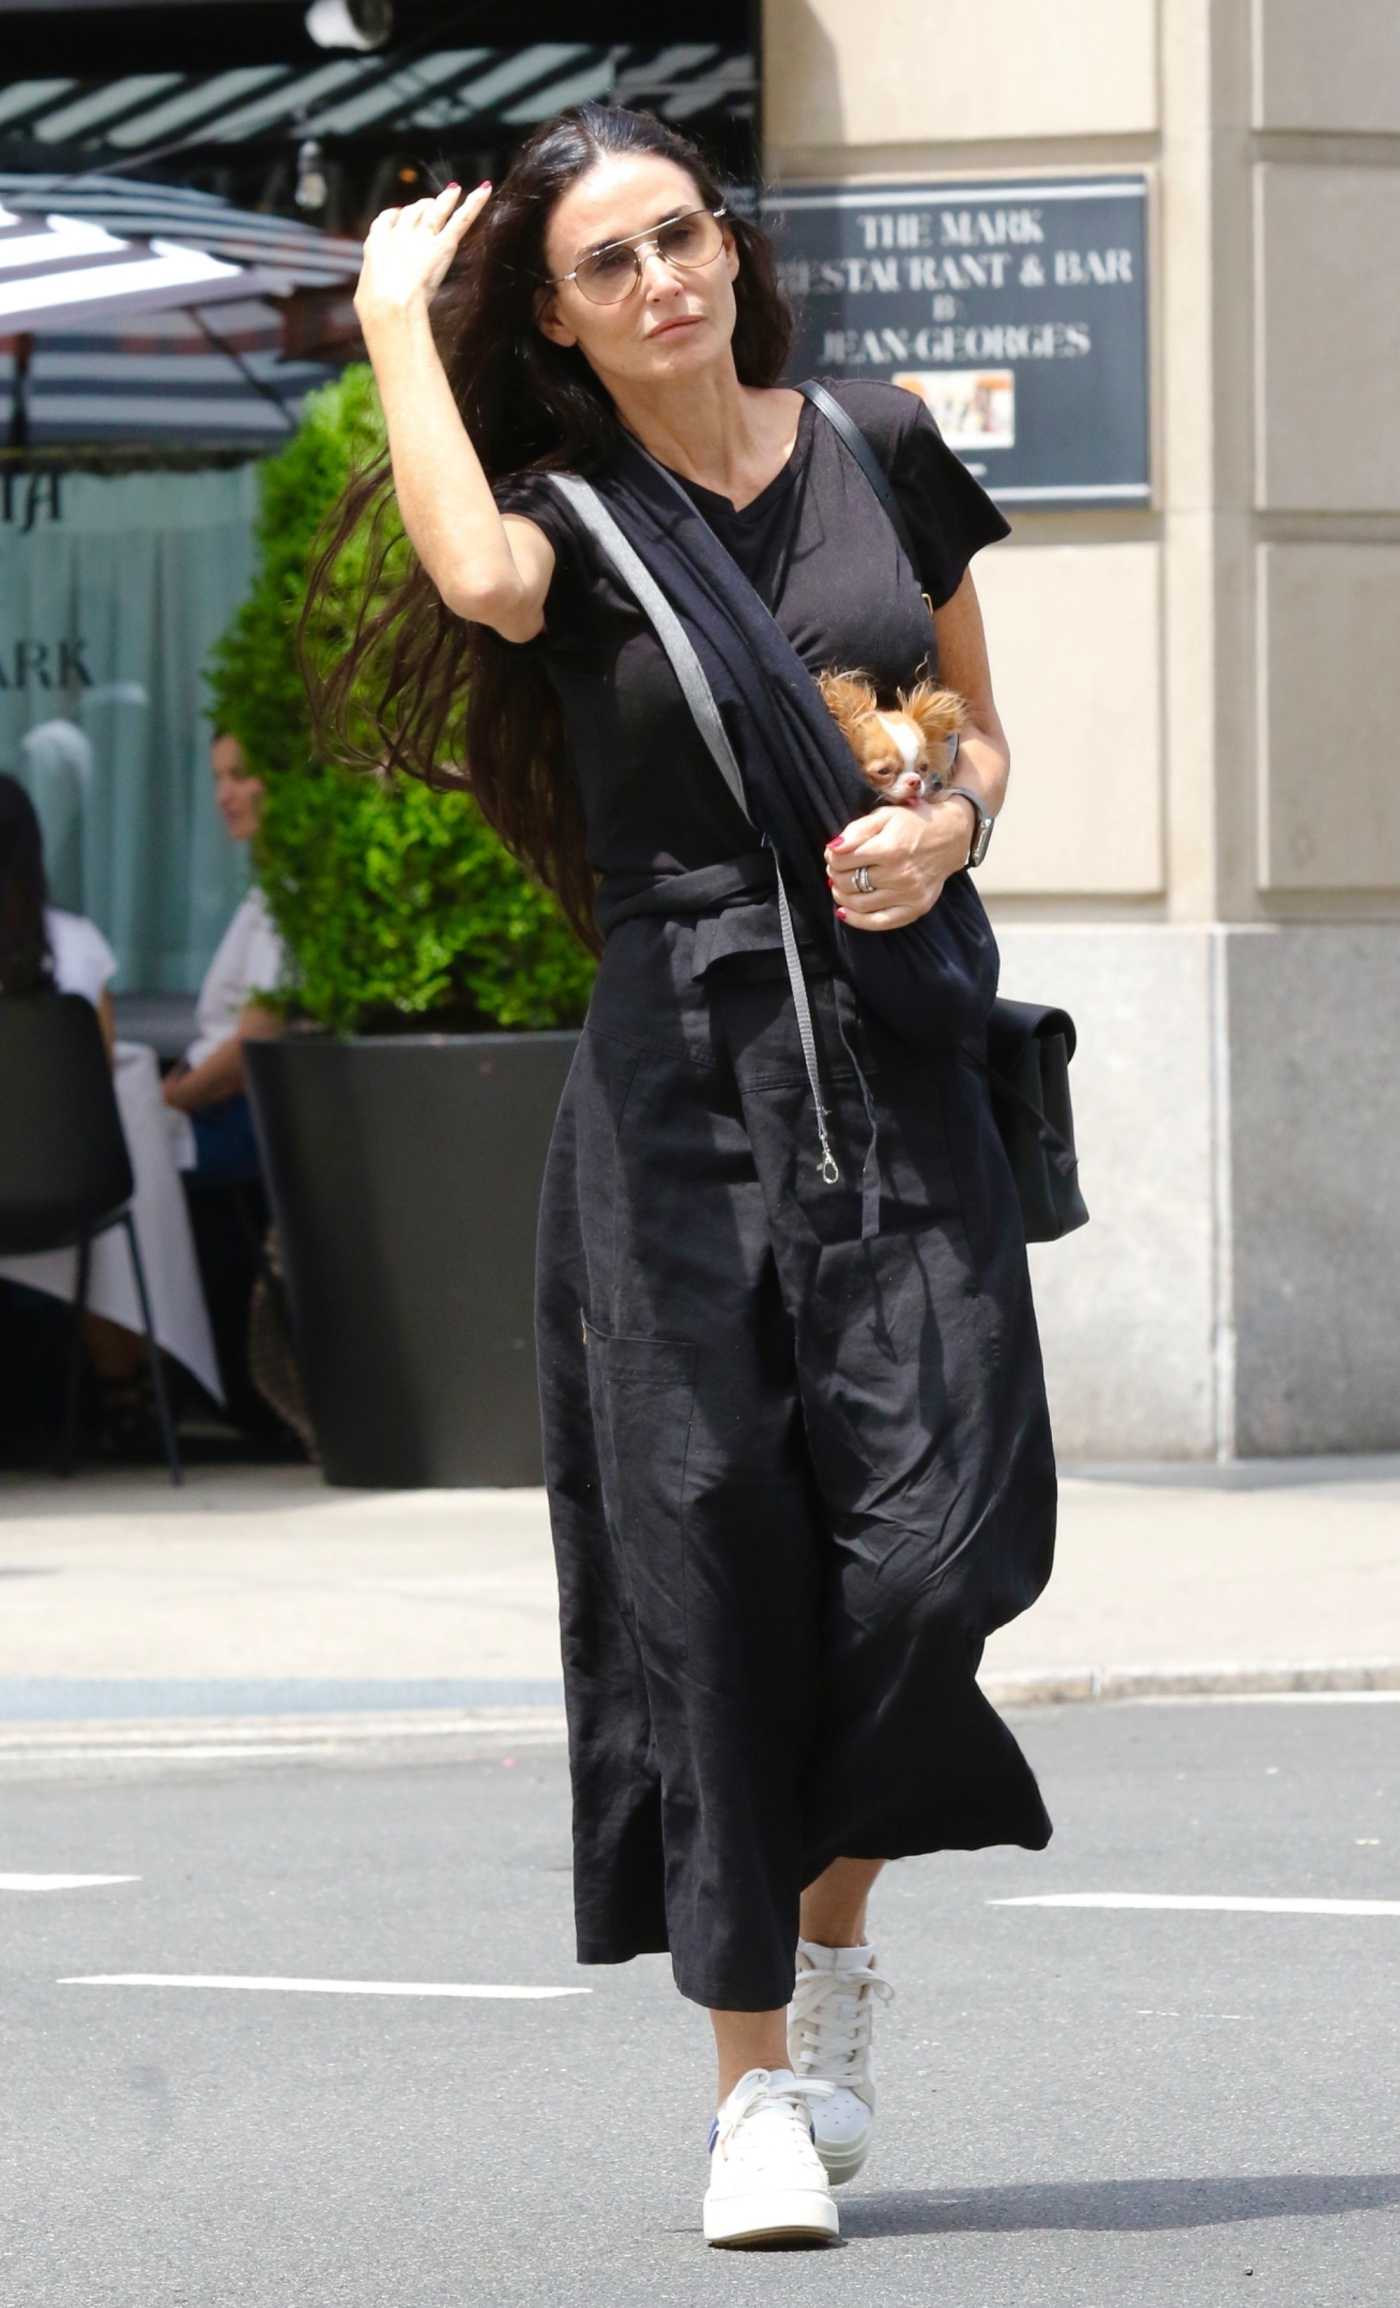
[1,1663,1398,1763]
[983,1661,1400,1706]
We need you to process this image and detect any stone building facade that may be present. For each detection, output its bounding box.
[766,0,1400,1457]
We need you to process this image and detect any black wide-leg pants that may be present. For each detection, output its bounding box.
[533,880,1057,2013]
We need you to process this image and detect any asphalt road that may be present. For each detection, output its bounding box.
[2,1698,1397,2308]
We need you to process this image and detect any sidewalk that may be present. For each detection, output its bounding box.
[1,1456,1397,1746]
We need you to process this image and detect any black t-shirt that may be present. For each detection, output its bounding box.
[494,378,1010,878]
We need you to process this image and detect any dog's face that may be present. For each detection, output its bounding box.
[859,712,931,803]
[817,670,967,803]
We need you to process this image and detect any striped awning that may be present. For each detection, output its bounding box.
[0,171,362,333]
[0,44,750,159]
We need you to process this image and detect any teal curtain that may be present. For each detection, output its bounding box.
[1,463,262,992]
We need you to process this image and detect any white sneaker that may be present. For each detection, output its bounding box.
[702,2066,840,2248]
[787,1938,895,2185]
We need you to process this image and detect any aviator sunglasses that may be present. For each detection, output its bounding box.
[544,205,729,306]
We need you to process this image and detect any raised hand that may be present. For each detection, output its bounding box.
[354,180,491,328]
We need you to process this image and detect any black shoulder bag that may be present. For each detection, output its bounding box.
[798,380,1089,1243]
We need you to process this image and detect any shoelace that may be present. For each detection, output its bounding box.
[710,2070,836,2168]
[789,1962,895,2085]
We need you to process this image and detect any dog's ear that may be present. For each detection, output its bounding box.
[816,669,881,740]
[899,681,967,747]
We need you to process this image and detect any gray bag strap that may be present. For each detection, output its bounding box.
[544,469,841,1186]
[546,471,751,825]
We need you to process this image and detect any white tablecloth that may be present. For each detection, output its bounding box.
[0,1039,223,1402]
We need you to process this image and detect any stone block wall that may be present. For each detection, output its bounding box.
[763,0,1400,1454]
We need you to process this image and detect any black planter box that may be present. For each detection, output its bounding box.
[246,1031,577,1488]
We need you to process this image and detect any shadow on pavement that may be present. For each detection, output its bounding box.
[841,2171,1400,2235]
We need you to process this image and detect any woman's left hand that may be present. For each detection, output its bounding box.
[823,794,972,932]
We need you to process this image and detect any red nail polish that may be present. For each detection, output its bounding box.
[829,835,846,850]
[836,907,848,921]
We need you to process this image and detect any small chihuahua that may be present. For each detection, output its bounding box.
[817,669,966,804]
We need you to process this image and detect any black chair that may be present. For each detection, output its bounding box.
[0,992,181,1483]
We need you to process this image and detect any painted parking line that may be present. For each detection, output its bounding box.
[0,1873,140,1891]
[992,1894,1400,1917]
[58,1974,591,1998]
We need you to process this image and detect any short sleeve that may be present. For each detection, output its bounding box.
[825,378,1012,610]
[491,469,590,650]
[45,908,117,1007]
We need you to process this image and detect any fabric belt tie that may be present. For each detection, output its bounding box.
[594,851,884,1241]
[595,850,778,935]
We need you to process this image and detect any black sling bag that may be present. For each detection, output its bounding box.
[550,393,1089,1246]
[798,382,1089,1244]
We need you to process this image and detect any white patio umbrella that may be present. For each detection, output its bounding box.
[0,171,363,448]
[0,170,363,333]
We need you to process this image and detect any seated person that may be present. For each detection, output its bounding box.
[165,729,293,1446]
[163,729,284,1181]
[0,773,134,1444]
[0,771,116,1039]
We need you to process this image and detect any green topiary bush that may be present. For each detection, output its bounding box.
[203,363,595,1036]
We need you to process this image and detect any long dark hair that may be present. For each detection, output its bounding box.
[297,103,792,954]
[0,772,53,995]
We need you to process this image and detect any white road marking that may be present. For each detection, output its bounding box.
[0,1712,567,1765]
[1,1741,562,1764]
[993,1893,1400,1916]
[0,1873,139,1891]
[1135,2008,1246,2020]
[59,1974,591,1998]
[1144,1691,1400,1706]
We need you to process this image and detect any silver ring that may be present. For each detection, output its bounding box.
[852,863,874,895]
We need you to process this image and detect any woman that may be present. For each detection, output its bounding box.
[0,772,155,1445]
[306,105,1057,2250]
[15,719,92,917]
[163,727,293,1446]
[162,728,283,1183]
[0,771,116,1048]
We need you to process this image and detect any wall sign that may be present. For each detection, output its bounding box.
[765,175,1151,506]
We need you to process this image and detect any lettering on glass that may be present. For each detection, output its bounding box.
[0,470,63,531]
[0,639,93,691]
